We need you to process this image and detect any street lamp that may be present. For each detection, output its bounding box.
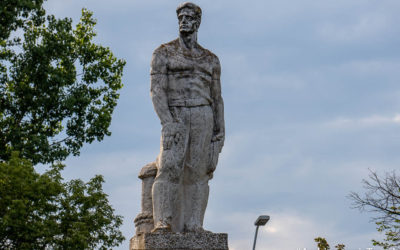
[252,215,270,250]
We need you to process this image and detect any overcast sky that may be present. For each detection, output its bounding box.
[41,0,400,249]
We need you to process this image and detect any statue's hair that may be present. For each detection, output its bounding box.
[176,2,202,22]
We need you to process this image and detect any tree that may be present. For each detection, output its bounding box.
[0,1,126,248]
[335,244,345,250]
[349,170,400,249]
[315,237,330,250]
[1,0,125,164]
[0,152,124,249]
[314,237,345,250]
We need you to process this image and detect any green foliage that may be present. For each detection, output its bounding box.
[314,237,330,250]
[0,152,124,249]
[349,170,400,249]
[372,217,400,249]
[0,0,126,164]
[314,237,346,250]
[0,1,126,247]
[335,243,345,250]
[0,0,45,40]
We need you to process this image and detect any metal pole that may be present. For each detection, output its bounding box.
[252,225,260,250]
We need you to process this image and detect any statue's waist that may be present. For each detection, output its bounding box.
[168,98,211,107]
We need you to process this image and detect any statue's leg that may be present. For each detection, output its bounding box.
[152,108,189,232]
[183,105,214,232]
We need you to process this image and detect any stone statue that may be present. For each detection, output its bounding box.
[130,3,229,249]
[150,2,225,233]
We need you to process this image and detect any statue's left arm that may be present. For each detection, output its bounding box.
[210,56,225,148]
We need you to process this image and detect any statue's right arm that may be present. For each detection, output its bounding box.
[150,50,173,126]
[150,50,179,149]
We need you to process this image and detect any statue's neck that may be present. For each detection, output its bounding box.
[179,32,198,50]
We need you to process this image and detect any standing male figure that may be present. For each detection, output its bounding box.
[150,2,225,233]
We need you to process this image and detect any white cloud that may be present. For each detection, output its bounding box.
[64,150,156,180]
[324,114,400,129]
[318,12,389,43]
[215,210,375,250]
[324,59,400,81]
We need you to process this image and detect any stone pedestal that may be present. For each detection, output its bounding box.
[130,232,228,250]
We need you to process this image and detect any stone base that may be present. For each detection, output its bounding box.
[130,232,229,250]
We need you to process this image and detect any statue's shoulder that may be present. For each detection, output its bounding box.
[153,39,179,56]
[198,45,220,64]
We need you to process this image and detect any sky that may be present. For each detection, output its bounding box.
[40,0,400,249]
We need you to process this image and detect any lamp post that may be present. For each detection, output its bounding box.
[252,215,270,250]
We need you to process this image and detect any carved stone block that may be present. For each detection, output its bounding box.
[129,232,229,250]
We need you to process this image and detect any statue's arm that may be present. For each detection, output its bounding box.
[211,56,225,145]
[150,51,172,125]
[150,50,179,149]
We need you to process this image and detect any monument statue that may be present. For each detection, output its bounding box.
[151,2,225,233]
[131,2,228,249]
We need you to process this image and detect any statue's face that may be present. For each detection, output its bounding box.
[178,8,198,34]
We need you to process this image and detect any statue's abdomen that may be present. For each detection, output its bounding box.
[167,54,213,107]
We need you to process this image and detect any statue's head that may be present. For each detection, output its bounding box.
[176,2,202,34]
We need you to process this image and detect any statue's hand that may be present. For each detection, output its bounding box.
[162,123,182,150]
[211,131,225,149]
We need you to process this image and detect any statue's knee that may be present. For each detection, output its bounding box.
[184,165,209,184]
[156,166,182,184]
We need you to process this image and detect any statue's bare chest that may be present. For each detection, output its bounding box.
[166,51,214,78]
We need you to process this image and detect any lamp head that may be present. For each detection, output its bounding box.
[254,215,270,226]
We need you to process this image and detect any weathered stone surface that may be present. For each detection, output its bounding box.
[138,162,157,179]
[131,3,229,249]
[150,2,225,233]
[134,162,157,234]
[130,232,228,250]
